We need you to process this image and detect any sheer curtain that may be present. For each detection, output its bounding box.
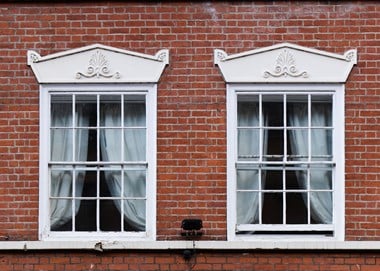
[50,104,89,229]
[237,103,268,224]
[288,103,332,224]
[100,103,146,231]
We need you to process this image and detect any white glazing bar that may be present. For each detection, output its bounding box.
[258,94,263,224]
[71,94,76,232]
[307,94,312,225]
[96,94,100,232]
[121,94,125,231]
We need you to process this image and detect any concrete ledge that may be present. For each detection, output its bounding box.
[1,241,380,251]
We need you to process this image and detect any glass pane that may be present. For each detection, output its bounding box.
[264,129,284,161]
[287,128,308,161]
[124,129,146,161]
[101,170,121,197]
[286,169,307,190]
[311,128,332,161]
[287,95,308,127]
[238,128,260,161]
[123,200,146,231]
[124,101,146,127]
[51,98,72,128]
[50,129,73,161]
[286,192,307,224]
[310,168,332,190]
[75,200,96,231]
[311,96,332,127]
[50,199,72,231]
[263,170,282,190]
[100,95,121,127]
[75,128,92,161]
[76,95,96,128]
[100,200,121,231]
[50,170,73,197]
[101,128,122,161]
[263,95,283,127]
[81,170,97,198]
[310,192,332,224]
[237,169,259,190]
[238,101,259,127]
[262,193,282,224]
[124,170,146,197]
[236,192,259,224]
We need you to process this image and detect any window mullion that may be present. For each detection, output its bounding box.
[283,94,287,225]
[258,94,263,224]
[72,94,76,232]
[121,94,125,231]
[96,94,100,232]
[307,94,311,225]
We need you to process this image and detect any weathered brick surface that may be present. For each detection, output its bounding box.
[0,0,380,269]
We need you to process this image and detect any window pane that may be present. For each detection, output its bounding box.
[238,101,259,127]
[311,128,332,161]
[124,170,146,198]
[287,128,308,161]
[262,193,283,224]
[81,170,97,197]
[263,95,283,127]
[310,167,332,190]
[286,169,307,190]
[311,96,332,127]
[75,128,92,161]
[101,128,122,161]
[286,192,307,224]
[238,128,260,161]
[50,199,72,231]
[237,169,259,190]
[50,129,73,161]
[101,170,121,197]
[100,200,121,231]
[76,95,96,128]
[75,199,96,231]
[287,95,308,127]
[50,169,73,197]
[124,100,146,127]
[310,192,332,224]
[51,100,72,128]
[264,129,284,161]
[236,192,259,224]
[100,95,121,127]
[263,170,282,190]
[124,129,146,161]
[123,200,146,231]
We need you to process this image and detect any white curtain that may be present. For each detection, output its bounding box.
[100,103,146,231]
[288,103,332,224]
[50,104,89,229]
[237,103,268,224]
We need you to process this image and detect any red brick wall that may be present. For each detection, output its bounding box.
[0,251,379,271]
[0,0,380,268]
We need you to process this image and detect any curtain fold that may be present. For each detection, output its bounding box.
[288,103,332,224]
[100,103,146,231]
[237,103,267,224]
[50,104,89,229]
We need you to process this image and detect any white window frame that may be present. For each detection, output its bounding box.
[227,83,345,241]
[39,83,157,241]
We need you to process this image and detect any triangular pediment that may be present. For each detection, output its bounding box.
[28,44,169,83]
[214,43,356,83]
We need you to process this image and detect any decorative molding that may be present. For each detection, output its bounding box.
[27,51,41,65]
[263,49,308,78]
[76,50,121,79]
[27,44,169,83]
[214,43,357,83]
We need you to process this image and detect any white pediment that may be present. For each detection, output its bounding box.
[214,43,356,83]
[28,44,169,83]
